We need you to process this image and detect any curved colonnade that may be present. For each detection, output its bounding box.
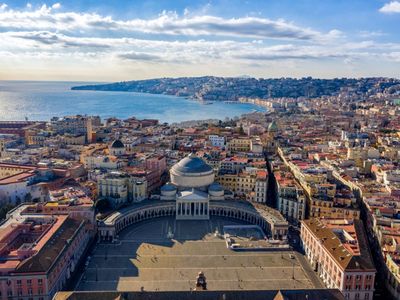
[98,201,288,241]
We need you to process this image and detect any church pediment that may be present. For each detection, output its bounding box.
[177,189,209,201]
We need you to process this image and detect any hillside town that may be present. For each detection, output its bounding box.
[0,91,399,300]
[72,76,400,102]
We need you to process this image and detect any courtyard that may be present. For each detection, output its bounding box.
[76,217,323,292]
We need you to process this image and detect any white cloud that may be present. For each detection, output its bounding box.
[0,5,336,41]
[0,3,398,80]
[359,30,386,38]
[52,3,61,10]
[0,3,7,10]
[379,1,400,14]
[1,29,399,67]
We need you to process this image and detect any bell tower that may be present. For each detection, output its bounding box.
[0,139,5,158]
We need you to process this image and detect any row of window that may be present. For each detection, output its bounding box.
[344,292,371,300]
[16,278,43,286]
[345,284,372,291]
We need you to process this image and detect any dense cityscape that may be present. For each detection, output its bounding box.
[72,76,400,101]
[0,79,399,300]
[1,0,400,299]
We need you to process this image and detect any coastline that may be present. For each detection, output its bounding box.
[0,81,266,124]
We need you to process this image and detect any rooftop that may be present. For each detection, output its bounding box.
[302,219,375,271]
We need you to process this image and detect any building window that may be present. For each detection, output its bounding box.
[355,293,360,300]
[38,278,43,285]
[27,279,32,285]
[28,288,33,295]
[17,279,22,286]
[364,293,369,300]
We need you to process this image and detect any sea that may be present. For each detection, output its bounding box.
[0,81,265,124]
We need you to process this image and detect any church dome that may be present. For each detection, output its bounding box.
[172,153,213,174]
[111,139,124,148]
[208,182,223,192]
[170,153,214,189]
[161,182,177,192]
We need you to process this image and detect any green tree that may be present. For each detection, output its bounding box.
[0,203,16,221]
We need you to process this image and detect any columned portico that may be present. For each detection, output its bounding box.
[176,189,210,220]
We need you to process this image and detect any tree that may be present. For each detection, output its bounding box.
[24,192,32,203]
[0,203,15,221]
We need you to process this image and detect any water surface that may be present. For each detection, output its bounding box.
[0,81,264,123]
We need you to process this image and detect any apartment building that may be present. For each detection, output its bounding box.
[301,219,376,300]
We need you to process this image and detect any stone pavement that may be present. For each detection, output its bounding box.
[76,217,322,292]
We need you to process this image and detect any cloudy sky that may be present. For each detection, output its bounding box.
[0,0,400,81]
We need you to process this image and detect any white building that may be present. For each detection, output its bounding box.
[278,185,306,224]
[83,155,125,170]
[208,135,225,148]
[255,178,267,203]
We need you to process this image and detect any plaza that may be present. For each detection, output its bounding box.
[76,217,323,292]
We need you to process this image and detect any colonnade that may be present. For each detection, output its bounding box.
[99,201,287,241]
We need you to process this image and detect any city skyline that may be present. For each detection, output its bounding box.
[0,0,400,81]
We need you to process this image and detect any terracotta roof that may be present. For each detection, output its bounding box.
[302,219,375,272]
[14,217,84,274]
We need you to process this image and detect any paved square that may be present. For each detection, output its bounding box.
[76,217,323,292]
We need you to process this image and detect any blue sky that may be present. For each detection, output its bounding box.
[0,0,399,81]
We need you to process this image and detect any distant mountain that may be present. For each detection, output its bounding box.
[71,76,400,101]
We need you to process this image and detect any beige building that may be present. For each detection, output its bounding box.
[217,171,256,200]
[217,169,268,202]
[98,172,147,207]
[227,138,251,153]
[59,133,86,145]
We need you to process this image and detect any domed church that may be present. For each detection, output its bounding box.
[161,153,225,220]
[109,139,126,156]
